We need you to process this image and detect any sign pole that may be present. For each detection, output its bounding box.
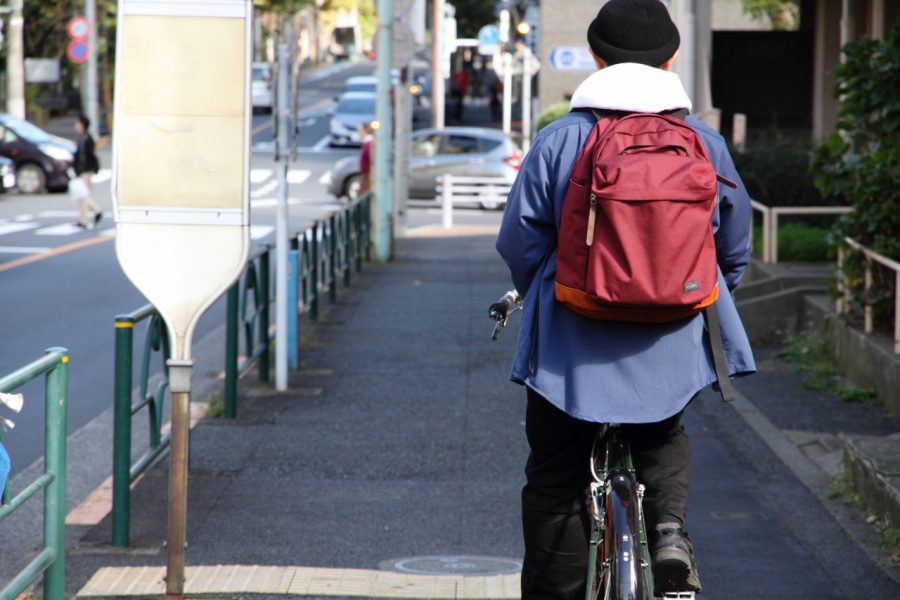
[84,0,100,138]
[165,360,193,599]
[521,47,531,153]
[275,39,290,391]
[374,0,393,262]
[431,0,443,129]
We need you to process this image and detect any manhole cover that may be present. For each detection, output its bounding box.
[379,555,522,576]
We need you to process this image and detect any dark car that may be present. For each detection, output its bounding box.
[0,114,75,193]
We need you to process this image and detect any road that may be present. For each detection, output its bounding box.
[0,60,373,475]
[0,58,491,479]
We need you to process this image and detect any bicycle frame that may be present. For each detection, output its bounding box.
[586,425,654,600]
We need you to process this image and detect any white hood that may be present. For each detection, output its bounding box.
[569,63,692,114]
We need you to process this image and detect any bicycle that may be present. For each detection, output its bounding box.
[488,291,695,600]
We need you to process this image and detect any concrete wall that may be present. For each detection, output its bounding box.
[537,0,598,111]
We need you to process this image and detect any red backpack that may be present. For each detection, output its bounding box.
[556,111,734,323]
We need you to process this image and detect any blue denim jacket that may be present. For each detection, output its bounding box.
[496,66,755,423]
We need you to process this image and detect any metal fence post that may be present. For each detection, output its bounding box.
[311,225,320,320]
[43,347,68,600]
[258,250,271,382]
[224,284,239,418]
[112,317,135,546]
[329,214,337,304]
[344,209,352,287]
[288,249,299,370]
[354,202,363,273]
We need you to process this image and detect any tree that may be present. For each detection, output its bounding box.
[741,0,799,30]
[448,0,497,39]
[811,22,900,325]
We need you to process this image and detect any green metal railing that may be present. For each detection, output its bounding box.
[0,348,69,600]
[111,306,171,547]
[110,195,372,546]
[224,247,271,418]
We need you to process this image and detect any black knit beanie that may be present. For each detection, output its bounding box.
[587,0,680,67]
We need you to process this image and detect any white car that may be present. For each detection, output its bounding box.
[251,62,273,113]
[329,91,377,147]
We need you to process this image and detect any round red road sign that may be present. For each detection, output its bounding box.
[67,40,90,64]
[67,16,91,40]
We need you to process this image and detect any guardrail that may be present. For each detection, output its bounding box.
[437,175,512,228]
[0,348,69,600]
[836,237,900,354]
[110,195,371,547]
[749,200,853,263]
[289,195,371,368]
[111,306,171,547]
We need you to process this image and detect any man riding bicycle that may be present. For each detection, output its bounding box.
[496,1,756,597]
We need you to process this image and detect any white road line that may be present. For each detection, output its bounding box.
[13,214,34,222]
[97,227,117,236]
[312,135,331,151]
[0,222,39,235]
[0,246,50,254]
[251,180,278,199]
[250,168,273,183]
[35,223,84,236]
[319,170,333,185]
[287,169,311,184]
[298,117,317,127]
[38,211,80,218]
[249,225,274,239]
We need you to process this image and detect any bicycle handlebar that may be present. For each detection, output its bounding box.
[488,290,522,341]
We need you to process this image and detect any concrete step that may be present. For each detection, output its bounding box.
[843,433,900,526]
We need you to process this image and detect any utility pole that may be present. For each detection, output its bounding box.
[85,0,101,138]
[6,0,24,119]
[521,46,532,152]
[374,0,393,261]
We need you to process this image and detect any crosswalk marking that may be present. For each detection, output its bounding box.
[287,169,310,184]
[35,223,84,236]
[13,214,35,222]
[0,246,51,254]
[250,169,273,183]
[0,222,39,235]
[249,225,274,240]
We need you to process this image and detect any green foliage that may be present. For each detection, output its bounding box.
[811,22,900,327]
[536,102,570,132]
[254,0,316,14]
[450,0,499,38]
[776,222,832,262]
[731,132,830,208]
[740,0,799,30]
[777,331,881,405]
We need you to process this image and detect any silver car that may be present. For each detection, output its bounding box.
[329,91,377,147]
[251,62,272,113]
[325,127,521,207]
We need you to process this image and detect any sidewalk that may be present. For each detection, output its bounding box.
[49,222,898,599]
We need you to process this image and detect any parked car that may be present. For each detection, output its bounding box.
[0,114,75,194]
[326,126,521,207]
[0,156,15,193]
[340,75,377,95]
[329,91,377,147]
[252,62,273,113]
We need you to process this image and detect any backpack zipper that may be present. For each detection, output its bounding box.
[586,194,597,245]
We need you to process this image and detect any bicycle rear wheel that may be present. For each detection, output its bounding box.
[598,471,652,600]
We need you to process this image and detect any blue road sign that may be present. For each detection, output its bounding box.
[478,25,501,47]
[548,46,595,71]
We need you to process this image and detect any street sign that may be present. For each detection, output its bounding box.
[67,16,90,40]
[66,40,90,64]
[477,25,500,55]
[548,46,596,71]
[25,58,61,83]
[113,1,251,597]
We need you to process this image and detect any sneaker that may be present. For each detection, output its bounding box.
[651,522,702,595]
[94,212,103,226]
[76,222,87,229]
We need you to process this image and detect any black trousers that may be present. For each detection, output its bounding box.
[521,387,692,600]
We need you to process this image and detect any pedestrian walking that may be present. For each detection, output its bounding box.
[495,1,756,598]
[71,115,102,229]
[358,120,376,198]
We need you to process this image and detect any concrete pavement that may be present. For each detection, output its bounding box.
[38,220,894,599]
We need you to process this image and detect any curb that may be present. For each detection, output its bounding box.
[843,433,900,527]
